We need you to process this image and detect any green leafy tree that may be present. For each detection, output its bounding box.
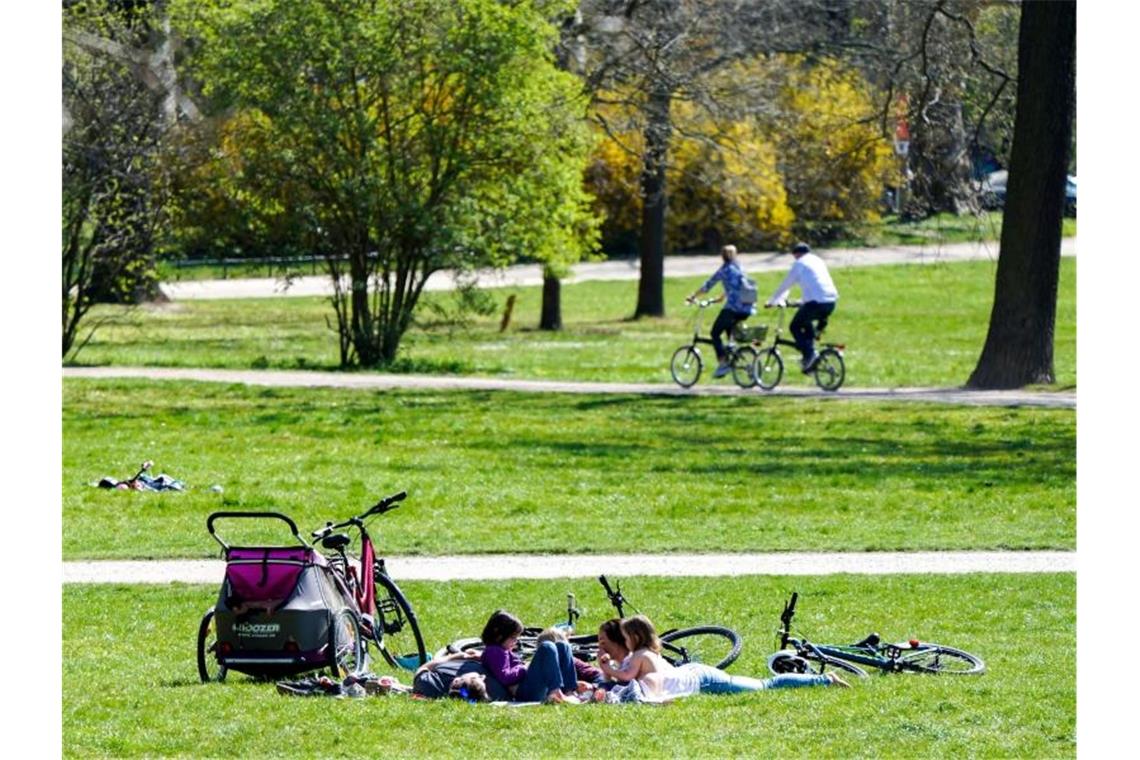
[173,0,598,366]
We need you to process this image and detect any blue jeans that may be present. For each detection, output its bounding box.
[515,641,577,702]
[790,301,836,361]
[682,663,831,694]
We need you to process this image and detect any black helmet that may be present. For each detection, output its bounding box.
[792,242,811,255]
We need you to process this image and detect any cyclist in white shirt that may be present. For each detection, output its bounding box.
[766,242,839,371]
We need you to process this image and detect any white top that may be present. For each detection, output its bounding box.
[636,649,701,701]
[767,253,838,305]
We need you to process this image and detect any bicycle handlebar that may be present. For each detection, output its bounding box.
[765,299,802,309]
[311,491,408,540]
[598,575,628,617]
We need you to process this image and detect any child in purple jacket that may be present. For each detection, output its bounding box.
[479,610,584,703]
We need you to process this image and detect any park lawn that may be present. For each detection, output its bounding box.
[63,381,1074,560]
[62,573,1075,758]
[72,257,1076,389]
[154,216,1076,281]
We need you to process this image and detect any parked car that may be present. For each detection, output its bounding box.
[979,170,1076,216]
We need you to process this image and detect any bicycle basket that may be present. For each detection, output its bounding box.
[733,324,768,342]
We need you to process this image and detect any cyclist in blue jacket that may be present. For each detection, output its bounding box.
[687,244,757,378]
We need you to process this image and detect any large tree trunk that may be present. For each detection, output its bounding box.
[967,0,1075,390]
[634,84,671,319]
[540,270,562,331]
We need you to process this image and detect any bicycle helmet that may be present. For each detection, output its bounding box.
[792,242,811,255]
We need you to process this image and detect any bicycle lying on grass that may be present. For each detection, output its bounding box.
[445,575,743,669]
[752,301,846,391]
[670,299,768,388]
[765,592,985,678]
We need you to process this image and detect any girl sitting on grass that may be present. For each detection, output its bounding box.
[479,609,584,703]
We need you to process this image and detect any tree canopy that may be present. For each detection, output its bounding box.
[172,0,599,366]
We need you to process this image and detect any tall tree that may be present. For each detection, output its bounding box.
[567,2,798,317]
[967,0,1075,388]
[174,0,598,366]
[63,0,171,359]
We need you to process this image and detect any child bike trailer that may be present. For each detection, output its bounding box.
[197,511,364,683]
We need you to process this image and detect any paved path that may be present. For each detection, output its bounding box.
[64,366,1075,408]
[160,238,1077,300]
[63,551,1075,584]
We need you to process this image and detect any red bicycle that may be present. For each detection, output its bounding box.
[311,492,428,671]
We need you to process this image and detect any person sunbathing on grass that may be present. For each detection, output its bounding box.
[595,615,849,703]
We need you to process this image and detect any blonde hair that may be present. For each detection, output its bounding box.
[720,244,738,260]
[620,615,661,653]
[536,627,568,644]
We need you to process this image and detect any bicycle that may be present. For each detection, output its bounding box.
[765,592,985,678]
[445,575,743,670]
[751,301,846,391]
[670,299,768,388]
[310,491,428,672]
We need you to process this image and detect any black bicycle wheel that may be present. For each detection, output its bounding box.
[328,608,364,678]
[812,348,845,391]
[567,634,600,663]
[766,650,868,678]
[898,644,985,675]
[670,346,702,388]
[660,626,742,670]
[196,607,227,683]
[731,346,758,388]
[373,571,428,671]
[753,348,784,391]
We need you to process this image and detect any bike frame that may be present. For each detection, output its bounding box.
[777,592,932,674]
[684,302,719,351]
[684,300,759,354]
[761,302,844,355]
[313,492,407,641]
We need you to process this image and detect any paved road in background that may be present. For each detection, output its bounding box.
[63,551,1075,584]
[65,366,1075,408]
[160,238,1077,300]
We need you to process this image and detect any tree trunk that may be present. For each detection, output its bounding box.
[540,271,562,331]
[634,84,671,319]
[967,0,1075,389]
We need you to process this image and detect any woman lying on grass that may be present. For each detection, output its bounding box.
[597,615,849,703]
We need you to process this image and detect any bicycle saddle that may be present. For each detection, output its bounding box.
[852,633,881,650]
[321,533,351,551]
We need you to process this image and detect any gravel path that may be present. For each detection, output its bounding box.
[159,238,1076,300]
[65,366,1075,408]
[63,551,1074,584]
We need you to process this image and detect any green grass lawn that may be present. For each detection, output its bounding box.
[63,573,1075,758]
[833,212,1076,248]
[63,380,1074,560]
[72,258,1076,389]
[155,218,1075,281]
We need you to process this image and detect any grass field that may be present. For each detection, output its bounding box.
[63,380,1074,560]
[71,258,1077,389]
[62,573,1075,758]
[154,216,1076,282]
